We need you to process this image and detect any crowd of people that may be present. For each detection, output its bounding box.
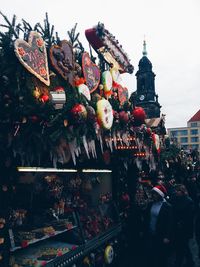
[128,152,200,267]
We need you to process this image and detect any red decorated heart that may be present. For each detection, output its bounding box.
[117,85,129,106]
[14,31,50,86]
[49,41,75,86]
[82,52,100,93]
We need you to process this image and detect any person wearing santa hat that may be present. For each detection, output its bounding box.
[142,184,173,267]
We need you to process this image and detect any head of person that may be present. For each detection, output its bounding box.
[152,184,167,202]
[174,184,188,196]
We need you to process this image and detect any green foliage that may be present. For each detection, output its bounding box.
[160,143,181,162]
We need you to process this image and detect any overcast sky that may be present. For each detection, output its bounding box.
[1,0,200,129]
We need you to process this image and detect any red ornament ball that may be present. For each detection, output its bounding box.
[71,104,87,123]
[41,94,49,103]
[54,86,65,92]
[119,111,129,124]
[132,107,146,126]
[146,127,152,135]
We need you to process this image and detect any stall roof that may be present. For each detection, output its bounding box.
[145,117,162,128]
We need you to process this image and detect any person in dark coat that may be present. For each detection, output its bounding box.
[142,184,173,267]
[195,202,200,259]
[170,184,195,267]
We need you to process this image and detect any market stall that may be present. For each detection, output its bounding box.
[0,13,162,266]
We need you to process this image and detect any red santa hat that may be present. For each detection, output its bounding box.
[152,184,167,198]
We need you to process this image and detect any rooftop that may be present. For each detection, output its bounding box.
[188,109,200,122]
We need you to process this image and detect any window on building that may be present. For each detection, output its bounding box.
[190,129,198,135]
[170,131,178,137]
[182,145,188,150]
[191,122,198,127]
[191,137,199,142]
[180,137,188,143]
[179,130,188,136]
[191,144,199,150]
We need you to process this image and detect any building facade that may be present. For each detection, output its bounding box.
[132,40,161,119]
[167,110,200,153]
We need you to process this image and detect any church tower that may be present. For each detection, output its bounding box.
[135,40,161,118]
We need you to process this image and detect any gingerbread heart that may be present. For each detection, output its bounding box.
[49,41,75,86]
[14,31,50,86]
[82,52,100,93]
[117,85,129,106]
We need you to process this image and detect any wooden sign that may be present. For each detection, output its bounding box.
[82,52,100,93]
[49,40,75,86]
[14,31,50,86]
[85,23,134,74]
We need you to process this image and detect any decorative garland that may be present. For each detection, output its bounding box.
[0,12,161,168]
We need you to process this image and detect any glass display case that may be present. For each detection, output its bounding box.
[8,168,120,267]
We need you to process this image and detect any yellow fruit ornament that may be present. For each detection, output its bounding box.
[104,245,114,264]
[102,71,113,92]
[97,99,113,130]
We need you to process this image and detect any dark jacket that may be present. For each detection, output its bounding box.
[171,195,194,240]
[143,200,173,242]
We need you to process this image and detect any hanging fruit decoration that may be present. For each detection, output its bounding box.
[78,84,91,101]
[40,94,49,103]
[132,106,146,126]
[70,104,87,124]
[102,71,113,92]
[119,110,129,124]
[97,99,113,130]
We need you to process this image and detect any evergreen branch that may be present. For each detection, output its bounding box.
[22,19,32,31]
[56,32,60,43]
[11,14,16,28]
[0,24,11,29]
[0,11,19,38]
[50,25,54,40]
[34,23,43,35]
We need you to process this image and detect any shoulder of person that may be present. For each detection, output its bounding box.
[163,200,172,209]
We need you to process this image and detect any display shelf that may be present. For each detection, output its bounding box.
[11,239,78,267]
[10,225,77,252]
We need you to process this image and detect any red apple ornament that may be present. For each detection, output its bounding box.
[71,104,87,123]
[132,106,146,126]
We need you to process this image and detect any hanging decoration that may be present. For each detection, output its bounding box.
[117,85,129,106]
[70,104,88,124]
[77,84,91,101]
[132,106,146,126]
[82,52,100,93]
[50,86,66,109]
[0,12,167,169]
[102,71,113,92]
[85,23,134,73]
[49,40,75,86]
[97,99,113,130]
[110,67,122,83]
[152,133,160,153]
[14,31,50,86]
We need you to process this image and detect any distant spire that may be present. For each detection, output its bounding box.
[142,38,147,56]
